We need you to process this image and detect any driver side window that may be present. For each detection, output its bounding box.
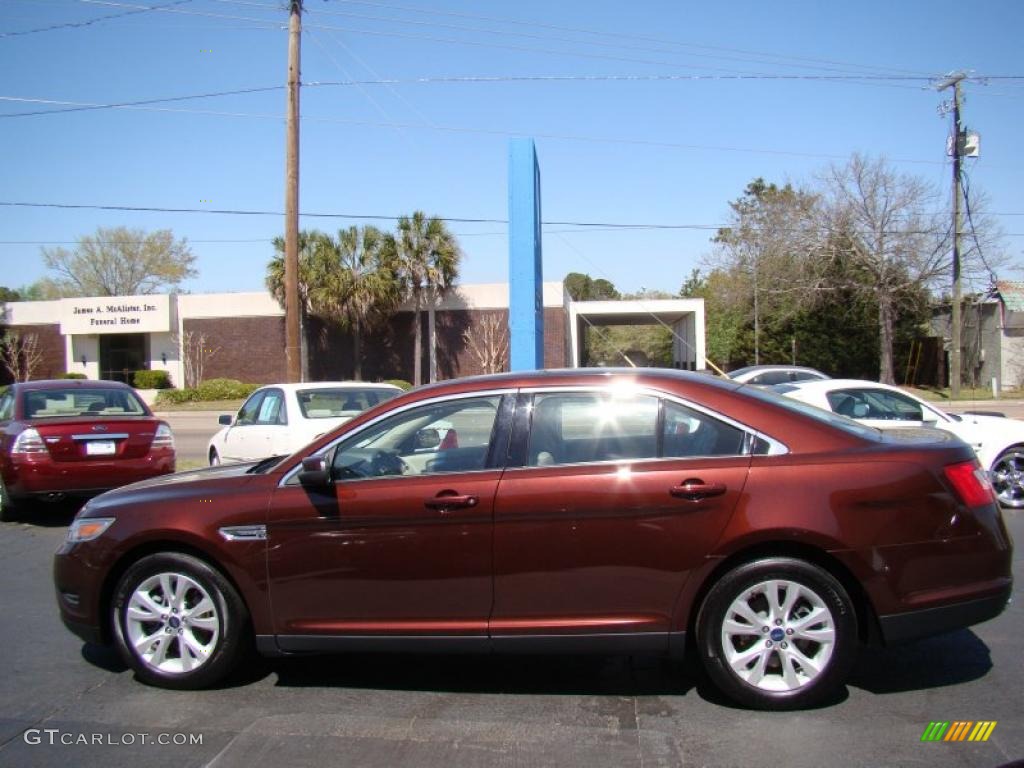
[235,391,265,426]
[331,395,502,480]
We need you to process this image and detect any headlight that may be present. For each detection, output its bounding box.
[67,517,115,543]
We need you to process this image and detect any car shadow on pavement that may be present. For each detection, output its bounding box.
[847,628,992,694]
[5,499,82,528]
[269,652,700,698]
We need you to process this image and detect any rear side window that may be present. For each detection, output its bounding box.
[528,393,659,466]
[662,401,746,458]
[0,391,13,421]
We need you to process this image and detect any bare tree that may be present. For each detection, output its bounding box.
[463,314,509,374]
[817,154,949,384]
[0,331,43,382]
[42,227,196,297]
[173,331,219,388]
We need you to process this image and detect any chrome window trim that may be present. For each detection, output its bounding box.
[278,388,518,487]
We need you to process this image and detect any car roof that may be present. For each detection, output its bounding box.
[257,381,403,394]
[782,378,905,394]
[728,365,825,377]
[12,378,135,391]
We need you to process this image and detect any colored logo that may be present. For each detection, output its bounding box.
[921,721,997,742]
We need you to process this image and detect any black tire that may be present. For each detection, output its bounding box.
[0,480,17,523]
[696,557,858,710]
[990,446,1024,509]
[112,552,248,689]
[209,449,221,467]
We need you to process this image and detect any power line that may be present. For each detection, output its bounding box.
[300,0,938,78]
[0,86,284,118]
[0,0,192,37]
[4,200,1021,236]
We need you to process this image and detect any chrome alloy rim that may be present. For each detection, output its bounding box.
[991,451,1024,508]
[124,572,220,675]
[721,579,836,692]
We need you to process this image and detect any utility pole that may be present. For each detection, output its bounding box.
[284,0,302,383]
[936,72,965,398]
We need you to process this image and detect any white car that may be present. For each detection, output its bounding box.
[207,382,403,465]
[776,378,1024,508]
[727,365,829,386]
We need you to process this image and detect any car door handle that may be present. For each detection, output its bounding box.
[424,493,479,511]
[670,480,727,501]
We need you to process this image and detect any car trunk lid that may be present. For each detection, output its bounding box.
[32,417,159,461]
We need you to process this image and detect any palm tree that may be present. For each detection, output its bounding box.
[266,231,343,380]
[335,225,401,379]
[393,211,461,386]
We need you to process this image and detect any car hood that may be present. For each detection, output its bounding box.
[954,412,1024,433]
[82,460,270,514]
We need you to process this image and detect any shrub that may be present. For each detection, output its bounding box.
[154,388,199,405]
[195,378,260,400]
[58,372,87,380]
[383,379,413,391]
[133,370,172,389]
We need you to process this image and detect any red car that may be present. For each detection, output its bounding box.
[1,379,175,520]
[53,369,1012,709]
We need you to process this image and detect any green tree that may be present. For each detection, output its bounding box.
[712,179,819,365]
[393,212,462,386]
[564,272,620,301]
[41,226,196,296]
[0,287,21,302]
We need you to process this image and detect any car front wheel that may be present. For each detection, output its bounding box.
[990,446,1024,508]
[209,449,221,467]
[696,557,858,710]
[112,553,247,689]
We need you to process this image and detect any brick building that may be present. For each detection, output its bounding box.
[0,282,705,386]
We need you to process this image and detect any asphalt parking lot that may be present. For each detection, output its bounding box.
[0,503,1020,768]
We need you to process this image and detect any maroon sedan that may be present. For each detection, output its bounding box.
[53,369,1012,709]
[1,379,175,520]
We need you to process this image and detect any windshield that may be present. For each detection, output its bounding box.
[22,388,148,418]
[297,387,400,419]
[739,384,881,441]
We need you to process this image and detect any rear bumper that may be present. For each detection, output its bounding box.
[878,582,1012,645]
[6,453,174,497]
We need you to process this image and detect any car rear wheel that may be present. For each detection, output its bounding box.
[112,553,247,689]
[696,557,858,710]
[990,446,1024,508]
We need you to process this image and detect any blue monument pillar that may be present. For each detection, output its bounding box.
[508,138,544,371]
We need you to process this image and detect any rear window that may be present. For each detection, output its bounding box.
[22,388,147,418]
[297,387,400,419]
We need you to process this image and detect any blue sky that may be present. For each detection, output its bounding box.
[1,0,1022,296]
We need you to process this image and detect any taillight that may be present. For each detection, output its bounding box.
[943,461,996,508]
[152,423,175,450]
[11,428,46,455]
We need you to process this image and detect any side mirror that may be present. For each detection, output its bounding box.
[218,414,233,426]
[415,428,441,450]
[298,456,331,486]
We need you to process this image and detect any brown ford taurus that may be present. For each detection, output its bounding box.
[54,369,1013,709]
